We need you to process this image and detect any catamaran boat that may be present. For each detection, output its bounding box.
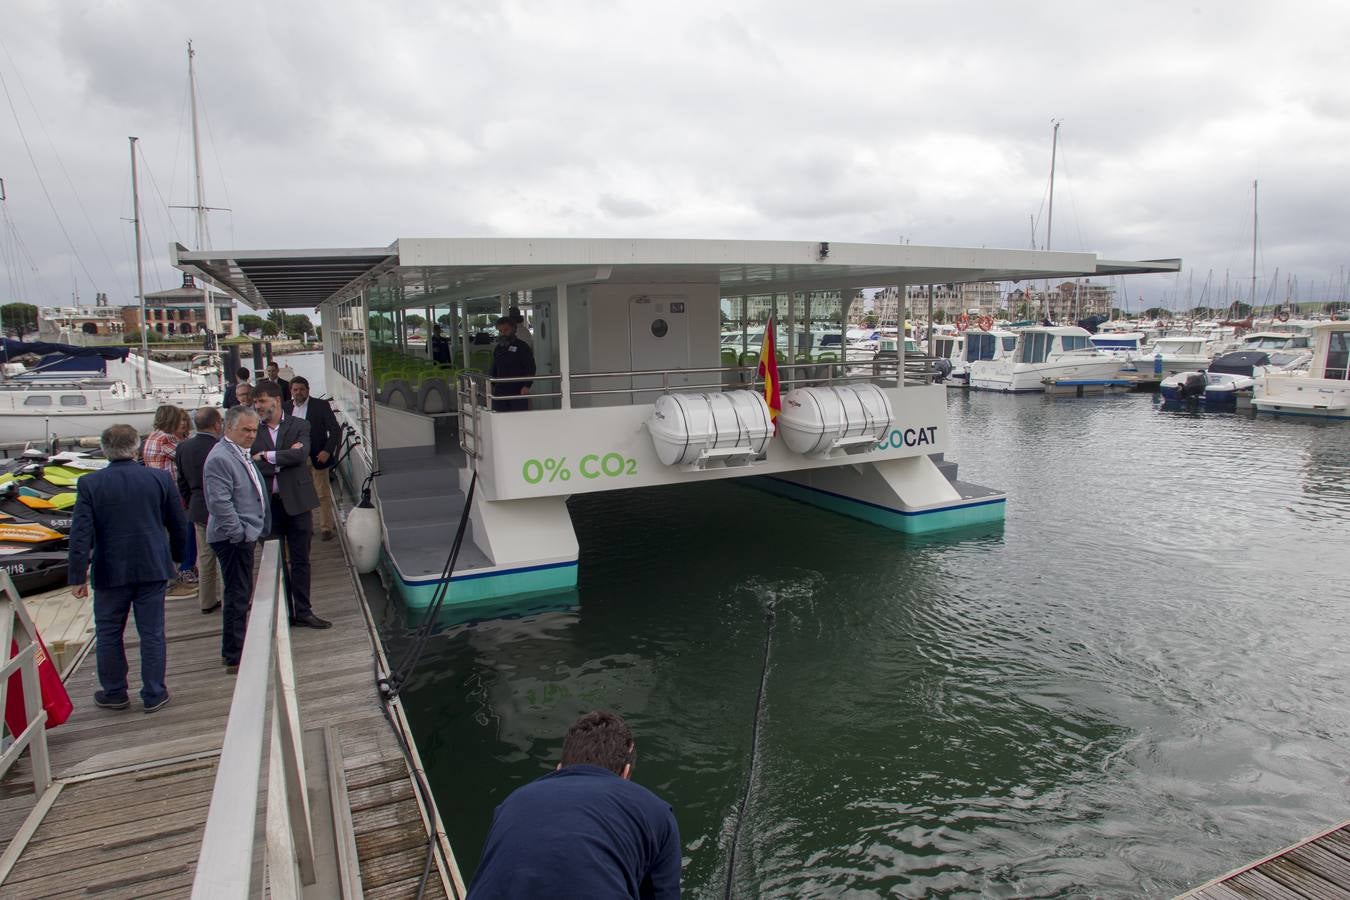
[172,238,1177,609]
[968,326,1126,392]
[1251,321,1350,419]
[0,339,223,443]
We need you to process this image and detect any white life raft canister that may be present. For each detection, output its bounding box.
[778,383,894,458]
[646,390,773,467]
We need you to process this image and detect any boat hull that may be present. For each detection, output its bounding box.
[969,358,1126,393]
[1252,376,1350,420]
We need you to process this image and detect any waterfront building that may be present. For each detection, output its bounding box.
[122,273,236,336]
[1011,281,1116,321]
[37,294,127,343]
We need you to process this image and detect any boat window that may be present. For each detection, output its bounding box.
[59,395,88,406]
[23,395,52,406]
[1061,334,1089,351]
[1019,332,1051,364]
[935,338,955,358]
[1326,332,1349,380]
[966,332,995,361]
[1002,336,1016,352]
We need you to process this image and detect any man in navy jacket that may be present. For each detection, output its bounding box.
[470,710,681,899]
[68,423,187,713]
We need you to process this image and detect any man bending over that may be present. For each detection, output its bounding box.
[470,710,681,898]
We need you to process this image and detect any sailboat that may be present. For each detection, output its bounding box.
[0,48,227,445]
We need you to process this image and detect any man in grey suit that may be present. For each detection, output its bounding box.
[204,405,270,670]
[251,382,330,629]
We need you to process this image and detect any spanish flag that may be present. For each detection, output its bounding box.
[758,318,781,431]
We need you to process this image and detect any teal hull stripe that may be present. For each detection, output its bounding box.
[755,477,1005,534]
[387,554,578,610]
[761,476,1005,516]
[397,558,577,586]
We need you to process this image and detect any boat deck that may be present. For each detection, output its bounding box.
[378,445,492,579]
[1180,819,1350,899]
[0,534,462,898]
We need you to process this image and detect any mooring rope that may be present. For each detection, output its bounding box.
[724,595,777,898]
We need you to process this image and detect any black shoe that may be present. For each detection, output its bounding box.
[201,602,221,614]
[94,690,130,710]
[144,692,172,714]
[290,613,332,629]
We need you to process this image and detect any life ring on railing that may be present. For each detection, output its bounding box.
[1276,309,1290,322]
[977,315,994,332]
[955,313,970,332]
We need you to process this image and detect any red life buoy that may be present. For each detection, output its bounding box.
[1276,309,1290,322]
[977,315,993,332]
[955,313,970,332]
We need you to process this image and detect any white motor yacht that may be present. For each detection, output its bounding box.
[1251,321,1350,419]
[1134,335,1214,380]
[969,326,1125,392]
[948,328,1016,385]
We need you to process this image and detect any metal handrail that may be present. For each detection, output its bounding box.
[192,541,318,898]
[456,356,933,408]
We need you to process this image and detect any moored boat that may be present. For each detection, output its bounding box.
[968,325,1126,392]
[1251,321,1350,419]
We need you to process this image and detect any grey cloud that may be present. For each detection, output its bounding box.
[2,0,1348,308]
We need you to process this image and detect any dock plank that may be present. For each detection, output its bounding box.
[0,526,460,898]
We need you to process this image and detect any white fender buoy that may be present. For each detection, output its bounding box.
[345,488,382,574]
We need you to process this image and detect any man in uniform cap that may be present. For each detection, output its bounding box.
[488,316,535,412]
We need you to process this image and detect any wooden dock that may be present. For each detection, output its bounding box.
[0,533,464,898]
[1180,819,1350,899]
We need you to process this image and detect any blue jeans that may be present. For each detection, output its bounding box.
[93,580,168,706]
[180,517,198,574]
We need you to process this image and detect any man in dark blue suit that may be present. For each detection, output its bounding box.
[68,423,187,713]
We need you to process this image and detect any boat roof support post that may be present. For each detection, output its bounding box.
[557,282,572,410]
[896,284,906,388]
[927,285,935,358]
[459,302,471,376]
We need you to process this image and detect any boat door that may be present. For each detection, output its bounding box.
[629,295,691,402]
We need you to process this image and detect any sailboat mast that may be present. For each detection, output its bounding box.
[187,40,220,339]
[1046,120,1059,252]
[1250,179,1258,311]
[129,137,150,387]
[188,41,208,252]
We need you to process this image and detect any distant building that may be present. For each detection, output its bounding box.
[856,283,1003,322]
[122,273,235,336]
[1011,281,1115,321]
[39,293,127,344]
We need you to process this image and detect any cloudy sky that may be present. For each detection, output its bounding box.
[2,0,1348,313]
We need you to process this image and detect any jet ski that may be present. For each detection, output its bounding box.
[0,450,104,595]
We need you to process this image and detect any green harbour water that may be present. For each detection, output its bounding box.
[367,388,1350,898]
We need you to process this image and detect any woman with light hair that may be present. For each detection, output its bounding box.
[142,405,197,599]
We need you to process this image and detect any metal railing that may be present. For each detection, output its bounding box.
[457,356,938,410]
[456,374,483,459]
[192,541,332,899]
[0,572,52,800]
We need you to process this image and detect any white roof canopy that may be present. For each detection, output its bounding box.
[171,238,1180,310]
